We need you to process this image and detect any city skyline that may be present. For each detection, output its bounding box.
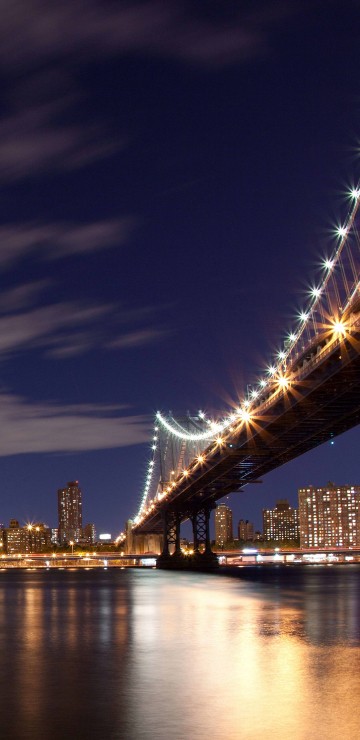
[0,2,359,532]
[3,475,360,541]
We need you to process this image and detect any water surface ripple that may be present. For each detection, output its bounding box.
[0,565,359,739]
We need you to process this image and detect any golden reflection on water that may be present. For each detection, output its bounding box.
[0,568,359,739]
[127,570,360,740]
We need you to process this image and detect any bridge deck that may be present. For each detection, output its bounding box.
[135,324,360,534]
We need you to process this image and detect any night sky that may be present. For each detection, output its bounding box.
[0,0,359,536]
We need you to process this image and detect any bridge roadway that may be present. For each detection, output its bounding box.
[134,307,360,565]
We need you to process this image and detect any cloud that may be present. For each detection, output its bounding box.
[0,279,50,313]
[0,282,169,360]
[107,328,170,350]
[0,218,133,267]
[0,100,121,180]
[0,1,303,71]
[0,301,110,357]
[0,392,150,455]
[0,1,306,182]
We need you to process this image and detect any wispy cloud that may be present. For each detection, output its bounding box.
[0,280,169,360]
[107,328,170,350]
[0,393,150,455]
[0,1,303,71]
[0,218,134,268]
[0,279,50,312]
[0,301,108,357]
[0,99,121,180]
[0,1,306,182]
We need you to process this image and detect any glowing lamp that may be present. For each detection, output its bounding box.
[336,226,347,238]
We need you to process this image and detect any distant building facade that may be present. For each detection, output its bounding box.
[58,481,83,545]
[51,528,59,545]
[298,483,360,548]
[82,523,96,545]
[263,499,299,542]
[215,504,233,548]
[26,523,51,552]
[4,520,29,555]
[3,520,51,554]
[238,519,254,541]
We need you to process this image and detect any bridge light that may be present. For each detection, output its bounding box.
[197,455,205,463]
[324,258,334,270]
[289,333,296,342]
[151,444,157,451]
[267,365,276,376]
[260,379,267,387]
[278,351,286,360]
[350,188,360,200]
[336,225,347,238]
[183,469,189,477]
[198,410,205,419]
[149,461,154,467]
[216,436,224,445]
[310,287,321,298]
[243,399,250,407]
[332,319,347,336]
[251,389,259,398]
[210,421,223,433]
[239,408,251,422]
[299,312,309,323]
[278,376,289,389]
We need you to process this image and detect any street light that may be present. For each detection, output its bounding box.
[70,540,74,555]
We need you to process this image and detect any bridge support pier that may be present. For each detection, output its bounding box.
[157,503,218,570]
[190,505,219,569]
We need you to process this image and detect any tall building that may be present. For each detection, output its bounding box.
[263,499,299,542]
[298,483,360,548]
[4,520,29,555]
[3,520,51,554]
[83,523,96,545]
[26,523,51,553]
[238,519,254,541]
[51,528,59,545]
[215,504,233,548]
[58,481,83,545]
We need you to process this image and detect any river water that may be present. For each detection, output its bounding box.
[0,565,359,740]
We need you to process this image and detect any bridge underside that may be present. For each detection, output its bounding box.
[135,331,360,544]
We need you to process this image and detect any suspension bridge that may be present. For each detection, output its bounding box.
[132,186,360,568]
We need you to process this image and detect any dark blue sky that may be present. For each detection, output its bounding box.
[0,0,359,534]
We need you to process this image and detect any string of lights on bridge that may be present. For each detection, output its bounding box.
[134,186,360,525]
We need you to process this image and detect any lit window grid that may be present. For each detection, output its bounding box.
[298,485,360,548]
